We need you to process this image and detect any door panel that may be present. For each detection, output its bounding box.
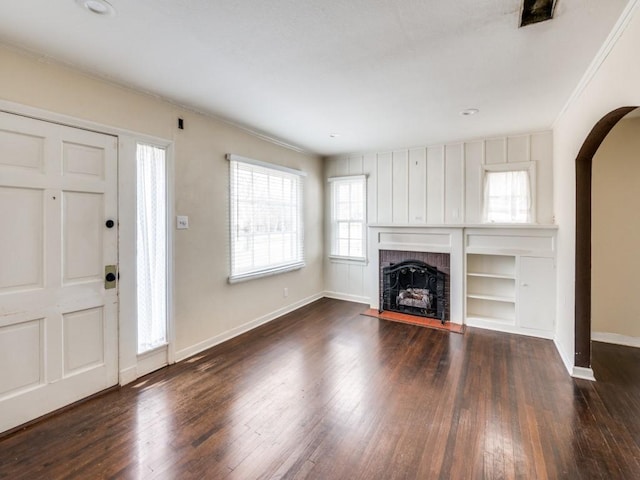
[0,187,43,291]
[518,256,556,332]
[0,318,43,396]
[0,128,44,171]
[63,191,104,283]
[63,307,104,376]
[0,111,118,433]
[63,141,105,179]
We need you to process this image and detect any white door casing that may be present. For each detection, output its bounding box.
[0,111,118,433]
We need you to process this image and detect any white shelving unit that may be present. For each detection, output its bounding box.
[464,227,557,338]
[466,254,516,324]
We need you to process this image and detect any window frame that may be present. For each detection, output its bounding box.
[481,161,536,224]
[227,154,306,283]
[328,175,368,263]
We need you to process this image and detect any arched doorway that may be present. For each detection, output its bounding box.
[574,106,637,368]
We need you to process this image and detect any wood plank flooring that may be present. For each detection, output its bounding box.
[1,298,639,479]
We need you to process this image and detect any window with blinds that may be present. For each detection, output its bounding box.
[227,154,305,283]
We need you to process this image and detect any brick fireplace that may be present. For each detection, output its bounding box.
[366,226,464,325]
[379,250,450,322]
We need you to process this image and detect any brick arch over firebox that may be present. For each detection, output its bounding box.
[574,106,637,368]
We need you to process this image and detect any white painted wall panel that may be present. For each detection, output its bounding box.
[377,152,392,224]
[392,150,409,224]
[324,156,338,178]
[485,138,506,164]
[348,264,365,297]
[408,147,427,224]
[335,156,349,176]
[363,153,377,224]
[507,135,530,164]
[465,141,483,224]
[348,155,363,175]
[426,146,444,224]
[445,144,464,224]
[323,130,554,302]
[332,262,349,295]
[531,131,554,224]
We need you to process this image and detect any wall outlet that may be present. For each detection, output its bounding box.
[176,215,189,229]
[283,287,288,298]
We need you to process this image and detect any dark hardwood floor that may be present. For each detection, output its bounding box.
[1,298,639,479]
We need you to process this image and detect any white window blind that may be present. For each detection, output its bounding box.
[483,170,531,223]
[136,143,167,354]
[228,154,305,283]
[329,176,366,260]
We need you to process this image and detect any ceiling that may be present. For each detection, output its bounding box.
[0,0,630,156]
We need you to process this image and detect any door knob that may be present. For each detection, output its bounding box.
[105,265,117,289]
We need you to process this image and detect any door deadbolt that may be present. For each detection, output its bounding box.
[105,265,117,289]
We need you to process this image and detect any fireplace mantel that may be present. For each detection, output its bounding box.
[367,224,558,329]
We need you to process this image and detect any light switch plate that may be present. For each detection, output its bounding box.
[176,215,189,229]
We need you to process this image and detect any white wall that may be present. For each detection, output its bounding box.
[324,132,553,302]
[592,117,640,341]
[553,1,640,373]
[0,45,325,379]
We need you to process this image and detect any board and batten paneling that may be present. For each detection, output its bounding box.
[408,148,427,224]
[426,146,445,224]
[392,150,409,224]
[444,144,464,224]
[324,131,553,304]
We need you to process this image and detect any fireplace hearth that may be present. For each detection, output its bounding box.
[381,260,447,322]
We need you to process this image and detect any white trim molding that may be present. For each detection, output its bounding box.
[592,331,640,348]
[572,367,596,381]
[553,0,640,126]
[324,291,370,305]
[175,292,324,362]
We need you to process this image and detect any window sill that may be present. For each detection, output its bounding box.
[328,255,368,265]
[229,262,305,284]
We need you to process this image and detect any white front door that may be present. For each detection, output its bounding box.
[0,111,118,433]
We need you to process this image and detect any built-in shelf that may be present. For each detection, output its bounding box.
[466,315,515,325]
[466,254,516,325]
[467,272,515,280]
[466,293,514,303]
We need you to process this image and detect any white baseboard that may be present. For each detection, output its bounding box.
[119,366,137,386]
[592,331,640,348]
[175,292,324,362]
[553,338,574,377]
[572,366,596,381]
[323,291,370,305]
[552,338,596,381]
[465,318,554,340]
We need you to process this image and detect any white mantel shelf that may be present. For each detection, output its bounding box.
[368,223,558,230]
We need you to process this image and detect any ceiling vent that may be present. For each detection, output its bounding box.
[520,0,556,27]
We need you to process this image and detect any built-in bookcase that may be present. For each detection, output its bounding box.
[466,254,516,324]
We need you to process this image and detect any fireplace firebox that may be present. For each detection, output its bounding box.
[381,260,447,323]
